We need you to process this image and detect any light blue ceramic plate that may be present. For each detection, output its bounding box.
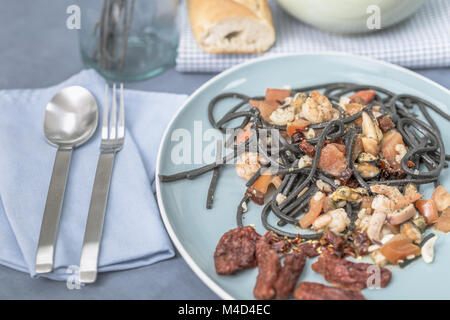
[156,53,450,300]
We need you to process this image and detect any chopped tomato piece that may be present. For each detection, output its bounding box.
[286,119,310,137]
[249,100,279,122]
[350,90,376,104]
[271,176,283,189]
[431,185,450,212]
[249,89,292,122]
[435,208,450,233]
[299,192,326,229]
[265,88,291,105]
[252,171,273,194]
[318,143,347,177]
[415,199,438,225]
[381,130,405,170]
[246,170,278,205]
[380,234,421,264]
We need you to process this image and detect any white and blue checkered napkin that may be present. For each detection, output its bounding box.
[0,70,187,280]
[176,0,450,72]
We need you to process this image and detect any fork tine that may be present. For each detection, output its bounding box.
[118,83,125,138]
[102,85,109,140]
[109,83,117,139]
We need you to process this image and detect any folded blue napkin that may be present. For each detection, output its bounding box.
[0,70,187,280]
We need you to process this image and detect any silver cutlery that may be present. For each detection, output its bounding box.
[36,86,98,274]
[79,83,125,283]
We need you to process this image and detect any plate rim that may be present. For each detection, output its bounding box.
[155,52,450,300]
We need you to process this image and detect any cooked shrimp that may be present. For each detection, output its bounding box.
[312,208,350,233]
[235,152,261,180]
[367,211,387,242]
[301,90,337,123]
[318,143,347,177]
[371,195,393,214]
[381,130,406,170]
[370,184,420,210]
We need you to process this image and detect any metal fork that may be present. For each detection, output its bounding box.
[79,83,125,283]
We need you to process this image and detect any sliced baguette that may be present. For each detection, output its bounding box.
[187,0,275,54]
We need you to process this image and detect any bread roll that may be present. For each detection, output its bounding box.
[187,0,275,54]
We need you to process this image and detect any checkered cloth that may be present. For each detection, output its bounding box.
[176,0,450,72]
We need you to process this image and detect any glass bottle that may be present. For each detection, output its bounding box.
[78,0,179,81]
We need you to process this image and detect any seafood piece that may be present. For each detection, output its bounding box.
[387,204,418,225]
[421,234,437,263]
[361,111,383,142]
[370,184,422,210]
[400,223,423,244]
[357,152,378,163]
[298,191,326,229]
[354,163,380,179]
[415,199,438,225]
[351,134,364,163]
[312,208,350,233]
[290,92,307,113]
[236,152,261,180]
[371,195,393,214]
[294,282,365,300]
[412,215,427,232]
[298,155,313,168]
[338,96,351,110]
[380,234,421,264]
[322,196,337,213]
[354,208,371,232]
[318,143,347,176]
[331,186,362,202]
[371,250,388,266]
[361,136,379,156]
[360,196,373,213]
[269,106,295,125]
[316,179,333,193]
[301,90,337,123]
[431,185,450,212]
[367,211,386,242]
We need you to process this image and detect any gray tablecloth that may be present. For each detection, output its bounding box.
[0,0,448,300]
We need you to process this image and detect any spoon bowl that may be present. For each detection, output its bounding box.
[44,86,98,148]
[36,86,98,274]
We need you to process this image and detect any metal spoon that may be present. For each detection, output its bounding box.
[35,86,98,274]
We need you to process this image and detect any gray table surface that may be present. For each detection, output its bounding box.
[0,0,448,300]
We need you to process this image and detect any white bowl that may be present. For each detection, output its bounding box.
[276,0,428,34]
